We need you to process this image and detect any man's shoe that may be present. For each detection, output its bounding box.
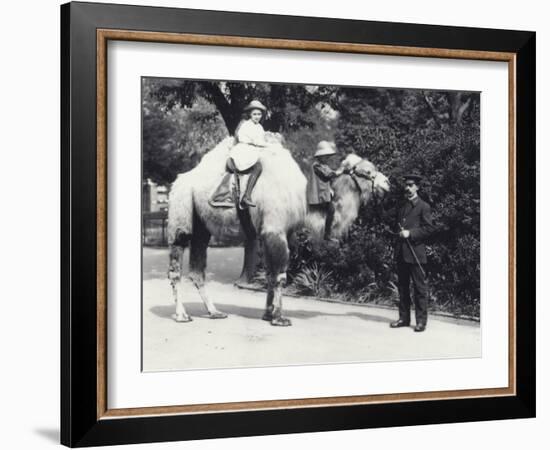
[414,324,426,332]
[390,319,410,328]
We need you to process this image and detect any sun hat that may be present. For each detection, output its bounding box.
[243,100,267,112]
[314,140,337,157]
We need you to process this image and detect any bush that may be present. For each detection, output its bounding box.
[293,263,335,298]
[289,208,398,305]
[288,90,480,318]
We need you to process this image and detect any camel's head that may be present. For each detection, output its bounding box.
[324,155,390,239]
[339,155,390,204]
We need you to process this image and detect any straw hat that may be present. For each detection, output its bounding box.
[314,141,337,157]
[243,100,267,112]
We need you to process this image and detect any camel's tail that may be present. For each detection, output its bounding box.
[167,170,195,244]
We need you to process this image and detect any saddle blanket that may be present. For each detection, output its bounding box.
[208,172,249,208]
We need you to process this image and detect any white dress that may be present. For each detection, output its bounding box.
[229,120,266,171]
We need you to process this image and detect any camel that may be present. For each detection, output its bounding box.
[167,135,390,326]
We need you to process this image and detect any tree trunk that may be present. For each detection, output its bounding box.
[447,92,472,124]
[200,82,242,135]
[422,92,442,128]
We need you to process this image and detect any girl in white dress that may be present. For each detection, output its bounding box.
[227,100,267,208]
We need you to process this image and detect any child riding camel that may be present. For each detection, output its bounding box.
[306,141,343,241]
[227,100,268,208]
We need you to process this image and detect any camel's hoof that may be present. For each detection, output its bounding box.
[173,313,193,323]
[261,313,273,322]
[271,316,292,327]
[209,311,228,319]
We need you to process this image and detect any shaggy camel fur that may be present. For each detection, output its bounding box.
[167,136,389,326]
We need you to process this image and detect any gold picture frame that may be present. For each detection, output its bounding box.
[62,2,534,446]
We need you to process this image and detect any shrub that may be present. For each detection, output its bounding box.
[293,263,335,298]
[288,117,480,317]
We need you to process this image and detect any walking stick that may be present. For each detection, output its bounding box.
[399,224,427,278]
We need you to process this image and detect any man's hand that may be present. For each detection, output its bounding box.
[399,229,410,239]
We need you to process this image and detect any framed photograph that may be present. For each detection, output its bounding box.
[61,1,535,447]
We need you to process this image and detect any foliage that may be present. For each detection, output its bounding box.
[281,104,337,172]
[290,88,480,317]
[142,80,228,185]
[292,263,335,298]
[148,78,338,135]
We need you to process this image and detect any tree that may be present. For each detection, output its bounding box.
[143,77,341,184]
[149,78,337,135]
[142,80,228,185]
[422,91,477,127]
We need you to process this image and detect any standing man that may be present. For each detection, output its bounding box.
[390,173,436,332]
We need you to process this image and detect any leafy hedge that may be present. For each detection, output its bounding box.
[288,89,481,318]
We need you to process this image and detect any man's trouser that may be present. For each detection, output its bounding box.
[396,261,429,325]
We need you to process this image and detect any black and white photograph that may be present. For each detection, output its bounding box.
[0,0,539,447]
[141,77,481,371]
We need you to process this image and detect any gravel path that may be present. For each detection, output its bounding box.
[142,247,480,372]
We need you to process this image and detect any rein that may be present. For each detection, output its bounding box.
[347,171,385,222]
[348,172,381,205]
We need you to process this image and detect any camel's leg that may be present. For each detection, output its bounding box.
[168,238,193,323]
[236,236,260,286]
[235,207,259,286]
[262,280,275,322]
[189,217,228,319]
[262,231,291,326]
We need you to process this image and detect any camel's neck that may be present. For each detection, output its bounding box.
[303,183,362,241]
[332,188,362,238]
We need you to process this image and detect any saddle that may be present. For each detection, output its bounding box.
[208,171,250,208]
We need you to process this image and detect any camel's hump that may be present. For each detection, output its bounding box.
[194,135,305,183]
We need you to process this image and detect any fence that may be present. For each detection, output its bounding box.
[143,210,168,247]
[142,210,245,247]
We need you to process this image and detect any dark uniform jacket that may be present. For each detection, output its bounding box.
[306,161,337,205]
[395,196,436,264]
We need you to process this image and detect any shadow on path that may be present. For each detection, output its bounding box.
[150,302,392,324]
[150,303,264,321]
